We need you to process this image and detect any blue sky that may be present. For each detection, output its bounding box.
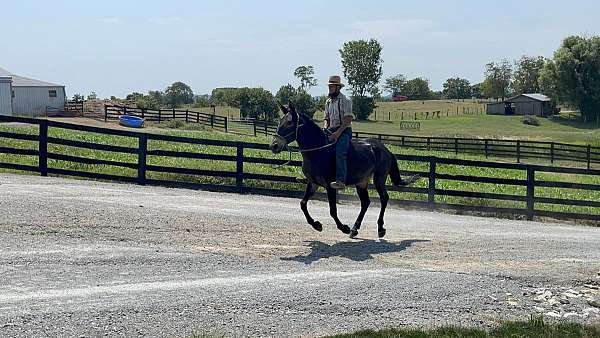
[4,0,600,98]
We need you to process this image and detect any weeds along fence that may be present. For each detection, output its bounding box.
[0,115,599,223]
[104,104,228,131]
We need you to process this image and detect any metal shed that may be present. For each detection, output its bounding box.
[0,67,66,116]
[486,94,556,117]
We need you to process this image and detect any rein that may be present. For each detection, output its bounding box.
[272,113,337,168]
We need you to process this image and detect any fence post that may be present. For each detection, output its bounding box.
[172,108,175,120]
[104,105,108,122]
[526,167,535,221]
[427,137,431,151]
[39,120,48,177]
[401,136,405,147]
[587,145,591,170]
[158,109,162,123]
[388,111,391,121]
[485,139,489,159]
[224,117,228,132]
[264,122,268,136]
[196,112,199,123]
[137,134,147,185]
[185,109,189,123]
[550,142,555,164]
[428,158,436,210]
[454,138,458,155]
[236,145,244,193]
[141,108,146,119]
[124,106,127,116]
[253,120,257,136]
[516,140,521,163]
[211,114,214,128]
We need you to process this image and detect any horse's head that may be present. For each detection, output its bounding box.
[270,101,301,154]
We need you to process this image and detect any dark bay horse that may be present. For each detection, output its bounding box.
[270,102,419,238]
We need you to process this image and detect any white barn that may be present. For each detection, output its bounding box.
[0,67,66,116]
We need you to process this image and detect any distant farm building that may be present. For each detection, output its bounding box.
[486,94,557,117]
[0,67,66,116]
[392,95,409,102]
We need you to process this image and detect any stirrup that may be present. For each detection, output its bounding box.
[330,181,346,190]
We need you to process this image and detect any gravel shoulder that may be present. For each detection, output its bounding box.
[0,173,599,337]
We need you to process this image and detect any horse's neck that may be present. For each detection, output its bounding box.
[296,123,327,153]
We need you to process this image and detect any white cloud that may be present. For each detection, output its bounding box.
[95,17,123,24]
[147,17,184,25]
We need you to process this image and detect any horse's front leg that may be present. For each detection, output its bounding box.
[326,187,351,235]
[300,182,322,232]
[350,184,371,238]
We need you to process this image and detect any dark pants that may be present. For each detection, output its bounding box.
[328,127,352,183]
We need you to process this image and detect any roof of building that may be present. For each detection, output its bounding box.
[508,93,551,102]
[0,67,11,77]
[0,67,64,87]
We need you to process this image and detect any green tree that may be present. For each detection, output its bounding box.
[513,56,546,95]
[471,83,483,99]
[71,93,84,102]
[193,95,211,108]
[233,88,279,121]
[482,59,513,100]
[540,35,600,123]
[339,39,383,120]
[87,92,98,101]
[442,77,472,99]
[125,92,144,101]
[165,82,194,108]
[383,74,407,96]
[135,95,161,110]
[352,96,375,120]
[340,39,383,97]
[275,84,297,105]
[403,78,431,100]
[210,88,239,106]
[148,91,166,107]
[276,84,316,117]
[293,66,317,92]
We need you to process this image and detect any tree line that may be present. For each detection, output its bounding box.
[76,35,599,124]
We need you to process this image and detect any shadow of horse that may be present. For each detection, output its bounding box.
[281,239,430,265]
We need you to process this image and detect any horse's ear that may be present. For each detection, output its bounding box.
[288,101,297,115]
[277,101,288,114]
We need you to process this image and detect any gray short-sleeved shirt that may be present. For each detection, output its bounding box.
[325,93,353,129]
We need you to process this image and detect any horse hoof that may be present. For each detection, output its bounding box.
[312,221,323,232]
[349,229,359,238]
[337,224,351,235]
[378,228,387,238]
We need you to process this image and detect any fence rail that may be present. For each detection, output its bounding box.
[104,104,228,132]
[1,115,599,223]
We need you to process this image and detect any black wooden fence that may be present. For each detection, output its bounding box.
[104,104,228,132]
[230,119,599,169]
[1,115,599,223]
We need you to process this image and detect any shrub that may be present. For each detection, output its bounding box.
[522,115,541,126]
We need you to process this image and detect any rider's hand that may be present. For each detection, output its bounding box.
[329,132,340,142]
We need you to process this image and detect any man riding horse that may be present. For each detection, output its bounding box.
[324,75,353,190]
[270,76,419,238]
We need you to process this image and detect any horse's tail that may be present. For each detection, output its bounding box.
[388,153,403,186]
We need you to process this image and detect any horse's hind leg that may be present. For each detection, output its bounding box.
[350,184,370,239]
[374,177,389,238]
[301,183,322,232]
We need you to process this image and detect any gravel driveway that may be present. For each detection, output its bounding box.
[0,173,599,337]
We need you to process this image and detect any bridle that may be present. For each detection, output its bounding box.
[274,112,337,154]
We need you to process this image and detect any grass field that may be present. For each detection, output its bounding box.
[0,121,598,220]
[190,101,599,147]
[324,317,600,338]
